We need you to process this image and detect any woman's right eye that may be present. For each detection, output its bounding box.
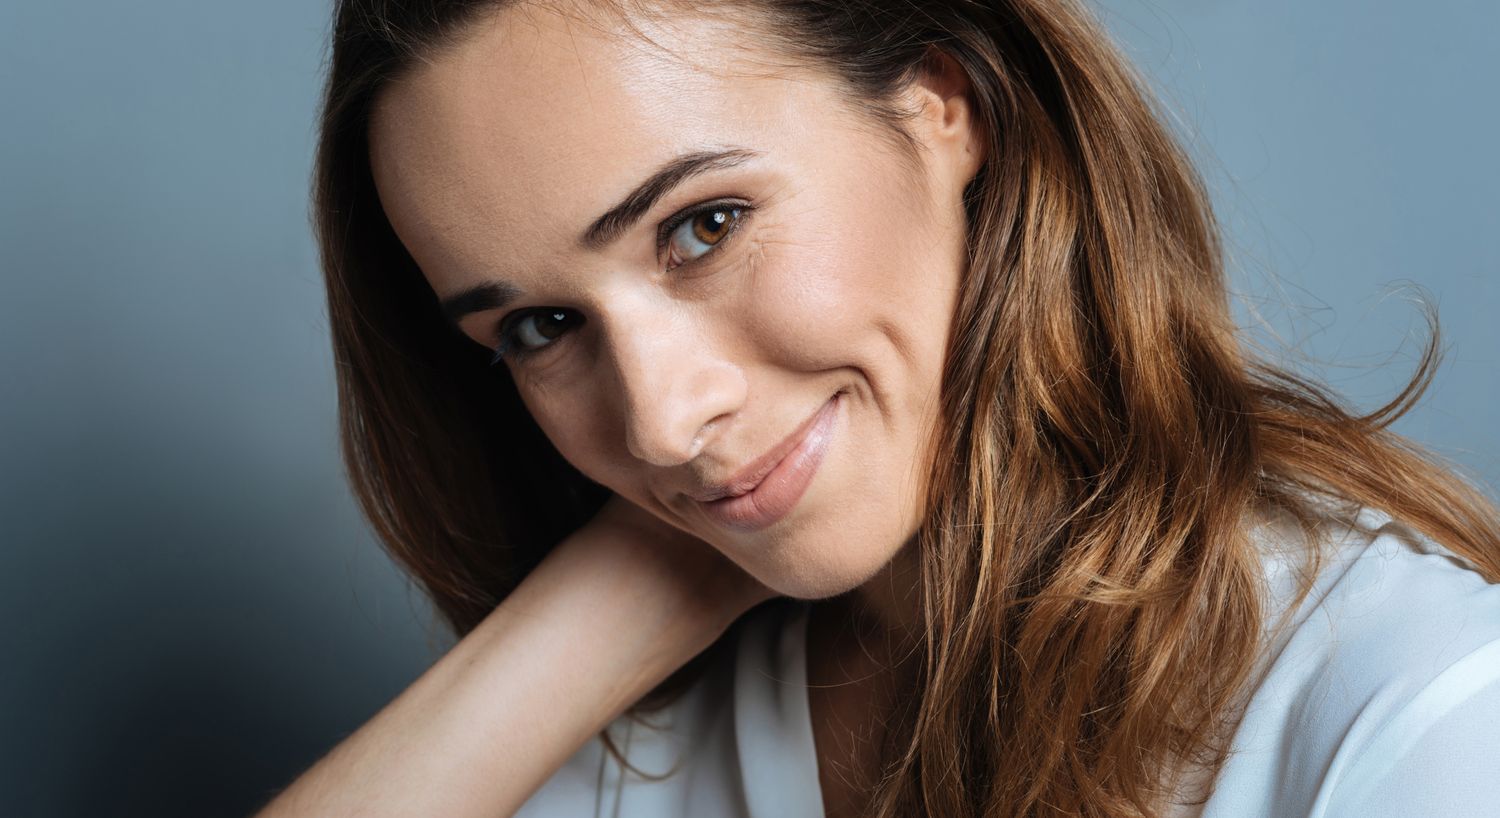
[489,309,583,366]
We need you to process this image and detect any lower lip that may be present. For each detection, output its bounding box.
[699,392,841,532]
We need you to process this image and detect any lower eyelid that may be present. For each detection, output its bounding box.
[504,209,751,362]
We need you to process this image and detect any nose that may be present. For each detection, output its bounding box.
[607,308,747,467]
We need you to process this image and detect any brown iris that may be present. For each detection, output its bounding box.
[691,209,735,244]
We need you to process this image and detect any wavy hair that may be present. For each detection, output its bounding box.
[311,0,1500,814]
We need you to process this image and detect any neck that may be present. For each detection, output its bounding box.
[822,534,924,657]
[802,534,925,801]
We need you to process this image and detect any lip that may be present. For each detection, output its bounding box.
[695,392,841,531]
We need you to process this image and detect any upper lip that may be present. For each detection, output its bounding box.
[686,395,835,503]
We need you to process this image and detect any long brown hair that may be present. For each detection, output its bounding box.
[311,0,1500,814]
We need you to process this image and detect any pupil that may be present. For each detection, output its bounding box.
[540,311,568,339]
[692,209,733,244]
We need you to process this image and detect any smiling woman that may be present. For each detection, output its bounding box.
[365,1,970,606]
[255,1,1500,817]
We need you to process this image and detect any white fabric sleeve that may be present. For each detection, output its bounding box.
[1322,638,1500,817]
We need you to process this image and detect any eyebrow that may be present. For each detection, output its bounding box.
[438,145,763,328]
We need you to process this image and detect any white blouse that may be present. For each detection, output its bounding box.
[513,505,1500,817]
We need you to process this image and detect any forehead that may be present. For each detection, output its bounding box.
[368,3,849,283]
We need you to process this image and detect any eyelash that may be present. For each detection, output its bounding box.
[488,199,754,366]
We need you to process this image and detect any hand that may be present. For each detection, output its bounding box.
[546,492,780,635]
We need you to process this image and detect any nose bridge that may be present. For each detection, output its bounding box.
[607,302,745,467]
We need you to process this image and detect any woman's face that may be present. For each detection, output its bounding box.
[369,3,982,599]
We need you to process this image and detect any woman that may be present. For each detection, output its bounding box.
[258,0,1500,816]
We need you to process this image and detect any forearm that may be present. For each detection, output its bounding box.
[253,531,745,818]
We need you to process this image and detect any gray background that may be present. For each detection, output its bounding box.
[2,1,1494,815]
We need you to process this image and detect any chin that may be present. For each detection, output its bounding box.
[765,570,866,601]
[741,524,912,601]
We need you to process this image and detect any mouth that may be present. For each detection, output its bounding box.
[695,391,842,532]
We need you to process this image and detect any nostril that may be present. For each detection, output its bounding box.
[690,415,729,459]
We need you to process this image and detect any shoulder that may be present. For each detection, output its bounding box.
[1318,637,1500,817]
[1205,504,1500,816]
[1297,507,1500,816]
[1269,505,1500,696]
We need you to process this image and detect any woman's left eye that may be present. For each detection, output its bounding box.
[659,202,751,271]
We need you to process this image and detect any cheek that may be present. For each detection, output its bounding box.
[740,202,938,376]
[517,382,616,486]
[760,281,852,367]
[738,222,898,366]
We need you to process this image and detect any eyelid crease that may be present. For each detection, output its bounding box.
[489,201,755,368]
[656,199,750,252]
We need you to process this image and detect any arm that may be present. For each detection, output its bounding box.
[252,494,775,818]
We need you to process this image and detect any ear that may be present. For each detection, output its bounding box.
[901,47,985,192]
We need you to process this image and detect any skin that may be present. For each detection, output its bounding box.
[369,3,983,812]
